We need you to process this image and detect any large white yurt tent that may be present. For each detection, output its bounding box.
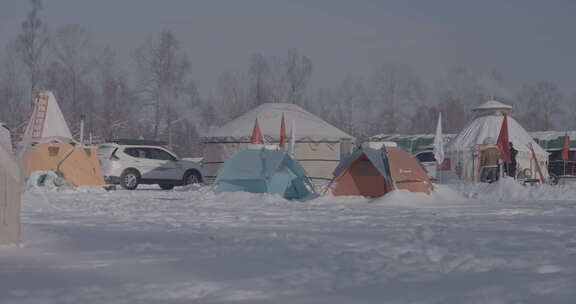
[0,143,21,245]
[445,100,548,182]
[203,103,354,181]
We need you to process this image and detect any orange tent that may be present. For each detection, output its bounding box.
[331,143,432,197]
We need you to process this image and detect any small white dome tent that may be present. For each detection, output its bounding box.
[445,100,548,182]
[202,103,354,181]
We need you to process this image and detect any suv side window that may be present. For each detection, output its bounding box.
[146,148,177,161]
[416,152,436,163]
[124,147,143,158]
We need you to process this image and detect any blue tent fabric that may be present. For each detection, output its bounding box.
[214,147,315,200]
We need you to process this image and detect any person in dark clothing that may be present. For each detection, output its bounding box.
[506,141,518,178]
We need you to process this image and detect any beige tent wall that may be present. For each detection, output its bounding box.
[0,145,21,245]
[445,149,548,182]
[203,137,344,181]
[20,142,105,186]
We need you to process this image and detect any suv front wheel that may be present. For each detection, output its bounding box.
[120,169,140,190]
[183,170,202,185]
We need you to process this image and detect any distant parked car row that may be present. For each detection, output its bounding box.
[547,150,576,184]
[97,139,203,190]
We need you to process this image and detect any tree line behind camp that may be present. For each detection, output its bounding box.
[1,0,574,157]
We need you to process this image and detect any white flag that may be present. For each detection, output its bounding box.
[433,112,445,165]
[290,120,296,155]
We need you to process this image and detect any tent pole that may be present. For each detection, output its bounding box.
[322,177,336,195]
[79,114,85,145]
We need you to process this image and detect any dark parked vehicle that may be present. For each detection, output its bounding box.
[547,150,576,184]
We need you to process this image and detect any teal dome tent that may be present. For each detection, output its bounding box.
[214,146,315,200]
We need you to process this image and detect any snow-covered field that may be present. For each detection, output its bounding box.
[2,181,576,303]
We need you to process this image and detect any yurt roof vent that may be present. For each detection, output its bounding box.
[472,100,512,117]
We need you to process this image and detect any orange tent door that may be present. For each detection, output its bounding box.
[386,147,432,195]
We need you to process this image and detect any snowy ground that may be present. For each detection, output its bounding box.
[1,180,576,303]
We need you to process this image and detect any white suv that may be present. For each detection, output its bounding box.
[414,150,438,180]
[97,140,203,190]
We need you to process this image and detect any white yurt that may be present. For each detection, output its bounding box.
[445,100,548,182]
[202,103,354,181]
[0,142,21,245]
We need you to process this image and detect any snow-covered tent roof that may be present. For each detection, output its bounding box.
[23,91,72,140]
[205,103,353,140]
[446,101,545,155]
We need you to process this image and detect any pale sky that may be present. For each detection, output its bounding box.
[1,0,575,96]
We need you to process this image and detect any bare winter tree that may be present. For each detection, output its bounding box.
[516,81,562,131]
[94,47,136,140]
[217,71,246,121]
[15,0,49,104]
[185,82,202,109]
[409,105,438,134]
[436,93,468,134]
[284,50,312,105]
[433,67,510,133]
[50,24,96,131]
[316,76,368,137]
[371,64,425,134]
[0,44,26,130]
[135,30,191,140]
[248,53,270,107]
[170,81,204,156]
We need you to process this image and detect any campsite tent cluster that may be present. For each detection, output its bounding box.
[0,90,567,245]
[208,99,553,198]
[207,103,434,199]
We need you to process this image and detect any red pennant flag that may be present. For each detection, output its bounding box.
[497,113,511,164]
[250,118,264,144]
[279,113,287,148]
[561,132,570,161]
